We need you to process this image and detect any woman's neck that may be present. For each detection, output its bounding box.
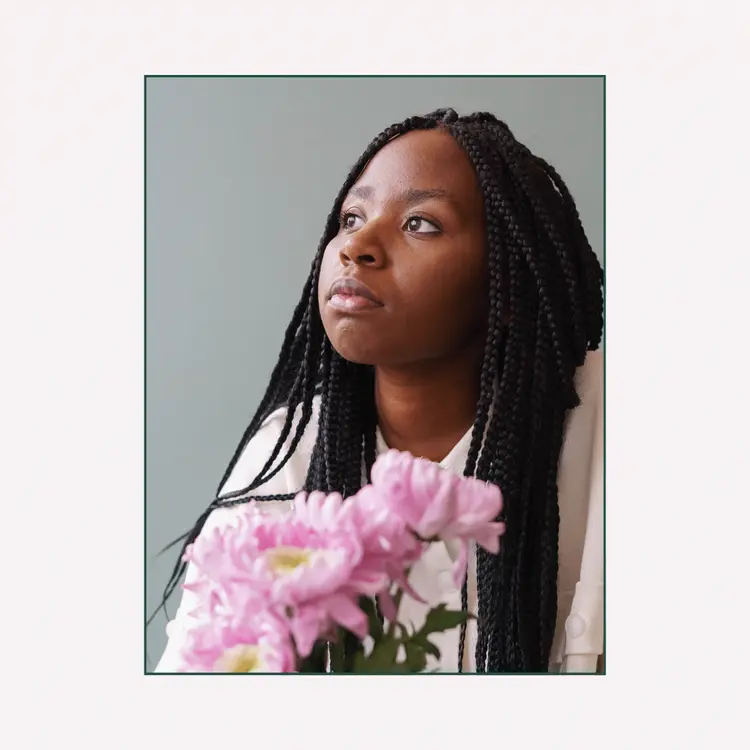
[374,338,483,463]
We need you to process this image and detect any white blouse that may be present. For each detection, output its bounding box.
[155,349,603,673]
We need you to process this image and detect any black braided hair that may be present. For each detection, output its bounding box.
[151,107,604,673]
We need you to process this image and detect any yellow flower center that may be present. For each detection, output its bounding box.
[266,546,313,575]
[215,644,265,673]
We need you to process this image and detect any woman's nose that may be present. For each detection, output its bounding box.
[338,223,386,268]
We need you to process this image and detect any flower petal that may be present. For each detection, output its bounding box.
[391,569,427,605]
[451,541,469,589]
[377,591,398,622]
[472,522,506,554]
[416,475,458,538]
[290,606,327,658]
[326,593,368,639]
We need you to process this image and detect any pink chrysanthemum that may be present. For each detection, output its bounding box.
[177,451,507,671]
[293,489,423,596]
[177,607,296,673]
[370,449,506,586]
[339,485,427,612]
[182,504,372,658]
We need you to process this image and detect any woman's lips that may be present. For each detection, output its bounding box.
[328,293,382,311]
[327,277,384,312]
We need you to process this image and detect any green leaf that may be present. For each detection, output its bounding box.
[352,651,372,673]
[342,629,363,672]
[417,604,474,638]
[329,637,346,673]
[404,642,428,672]
[369,636,401,668]
[359,597,384,640]
[395,622,410,640]
[352,635,404,673]
[410,634,441,660]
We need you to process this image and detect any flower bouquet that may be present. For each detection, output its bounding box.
[175,449,505,673]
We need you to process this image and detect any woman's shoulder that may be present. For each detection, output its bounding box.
[574,348,603,401]
[202,395,322,533]
[563,347,603,446]
[558,348,603,497]
[258,393,323,457]
[218,395,322,499]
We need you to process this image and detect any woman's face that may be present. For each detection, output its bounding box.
[318,129,488,367]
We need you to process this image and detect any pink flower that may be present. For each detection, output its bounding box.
[291,490,346,531]
[293,488,426,603]
[177,607,296,673]
[370,449,506,586]
[182,504,373,658]
[177,454,506,670]
[341,485,427,604]
[341,486,424,567]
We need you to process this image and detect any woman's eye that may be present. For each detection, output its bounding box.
[340,212,364,231]
[405,216,440,234]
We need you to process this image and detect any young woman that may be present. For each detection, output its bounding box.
[153,107,604,673]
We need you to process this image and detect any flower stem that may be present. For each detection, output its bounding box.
[298,641,327,672]
[330,635,346,673]
[386,587,405,639]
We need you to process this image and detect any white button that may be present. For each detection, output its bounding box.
[438,570,456,593]
[565,614,586,639]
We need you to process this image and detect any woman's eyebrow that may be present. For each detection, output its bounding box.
[401,187,453,207]
[347,184,457,208]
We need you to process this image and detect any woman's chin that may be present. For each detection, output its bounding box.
[329,341,379,366]
[322,319,381,365]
